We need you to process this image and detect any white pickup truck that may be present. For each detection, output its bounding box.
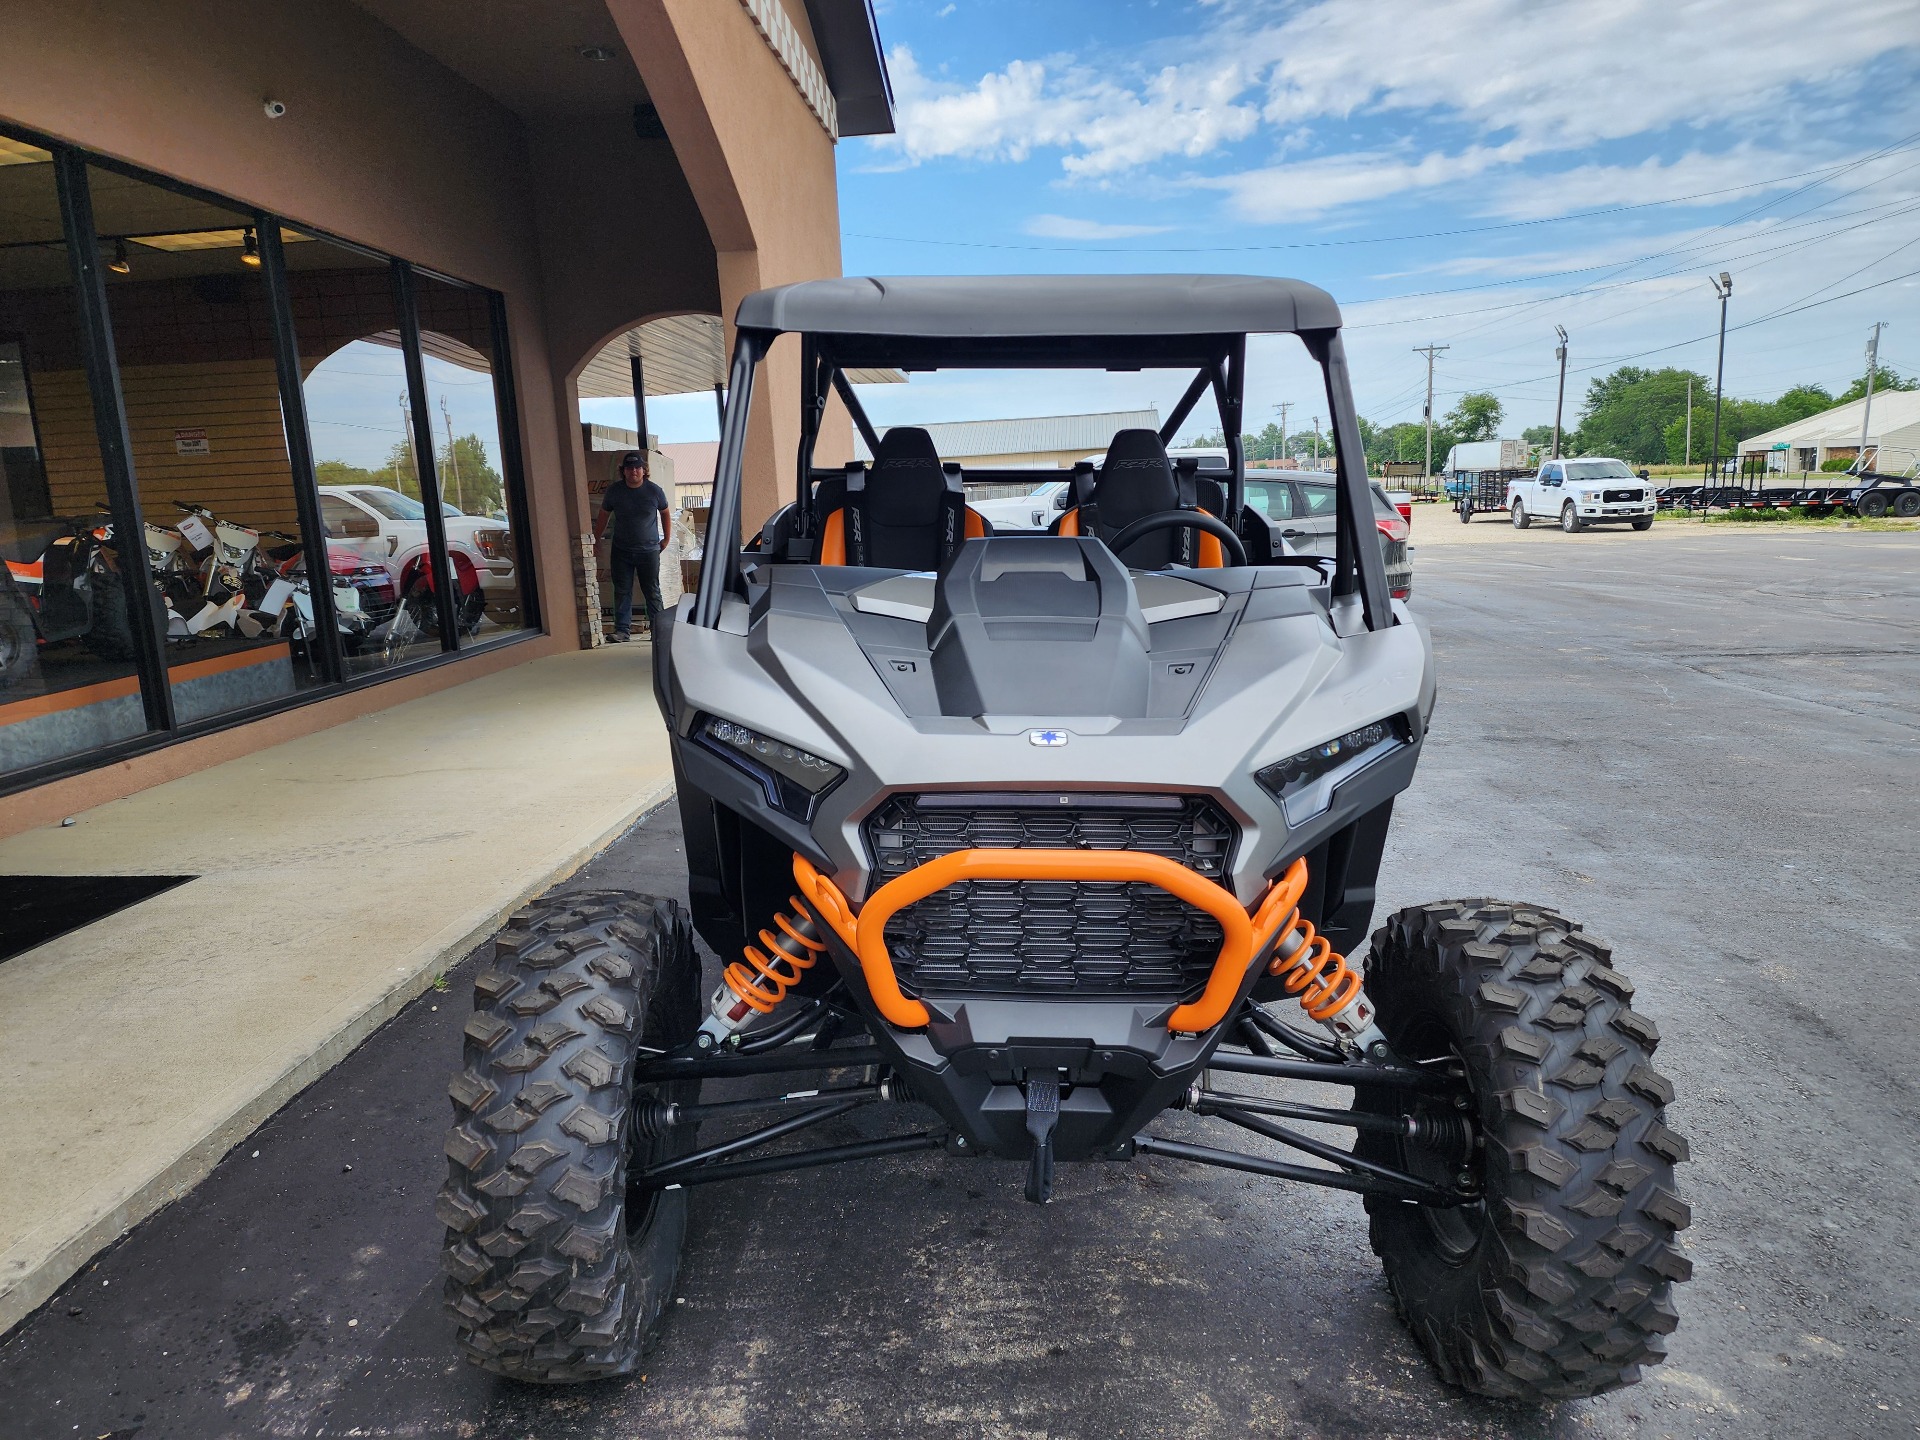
[1507,457,1656,532]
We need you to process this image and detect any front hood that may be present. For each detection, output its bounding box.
[667,538,1434,903]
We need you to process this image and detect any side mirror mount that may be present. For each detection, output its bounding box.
[1051,488,1069,511]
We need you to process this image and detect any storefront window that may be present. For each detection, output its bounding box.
[0,134,537,793]
[85,163,328,720]
[414,273,534,643]
[0,135,151,774]
[288,236,440,671]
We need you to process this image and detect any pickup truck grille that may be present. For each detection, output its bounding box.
[862,793,1236,998]
[1603,488,1645,504]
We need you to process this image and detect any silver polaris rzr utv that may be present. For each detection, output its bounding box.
[440,276,1691,1400]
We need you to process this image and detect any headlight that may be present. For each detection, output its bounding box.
[693,714,844,820]
[472,528,512,559]
[1256,718,1407,825]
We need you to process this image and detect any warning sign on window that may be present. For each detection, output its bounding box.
[173,427,210,456]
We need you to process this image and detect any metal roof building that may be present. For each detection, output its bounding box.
[1737,390,1920,472]
[853,408,1161,467]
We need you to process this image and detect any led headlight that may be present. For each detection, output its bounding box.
[1256,718,1407,826]
[693,714,844,820]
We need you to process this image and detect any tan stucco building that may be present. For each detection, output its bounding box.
[0,0,888,834]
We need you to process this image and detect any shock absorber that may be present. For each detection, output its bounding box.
[697,895,827,1048]
[1264,904,1389,1056]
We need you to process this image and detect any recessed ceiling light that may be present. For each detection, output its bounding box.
[577,44,616,61]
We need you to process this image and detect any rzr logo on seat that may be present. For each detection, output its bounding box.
[1028,729,1069,747]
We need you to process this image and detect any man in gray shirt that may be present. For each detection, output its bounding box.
[593,451,671,641]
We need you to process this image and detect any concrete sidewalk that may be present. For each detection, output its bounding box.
[0,642,674,1334]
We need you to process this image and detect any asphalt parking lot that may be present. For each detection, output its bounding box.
[2,519,1916,1439]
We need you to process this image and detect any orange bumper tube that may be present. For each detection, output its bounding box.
[793,851,1311,1034]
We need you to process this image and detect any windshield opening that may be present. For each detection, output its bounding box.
[1564,460,1635,480]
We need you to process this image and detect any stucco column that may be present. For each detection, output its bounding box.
[610,0,852,542]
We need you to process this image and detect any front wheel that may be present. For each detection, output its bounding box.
[1354,901,1691,1401]
[1632,518,1654,531]
[440,892,702,1381]
[1511,502,1530,530]
[0,578,39,689]
[1560,502,1584,534]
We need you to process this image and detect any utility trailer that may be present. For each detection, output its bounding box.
[1446,468,1527,522]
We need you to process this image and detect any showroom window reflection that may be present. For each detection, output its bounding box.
[0,130,538,788]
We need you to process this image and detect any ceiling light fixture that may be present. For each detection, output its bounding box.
[577,44,616,61]
[240,227,262,268]
[107,238,131,274]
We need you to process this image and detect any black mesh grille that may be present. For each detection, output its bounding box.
[863,793,1237,997]
[1603,488,1643,503]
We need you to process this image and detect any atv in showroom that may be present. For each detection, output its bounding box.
[439,276,1690,1399]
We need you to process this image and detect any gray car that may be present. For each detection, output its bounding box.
[1247,468,1413,599]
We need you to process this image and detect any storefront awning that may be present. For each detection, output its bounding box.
[576,313,901,400]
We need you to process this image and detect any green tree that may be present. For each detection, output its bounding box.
[440,432,504,516]
[1836,364,1916,404]
[1522,424,1555,449]
[1571,367,1708,464]
[314,459,378,487]
[1444,392,1503,443]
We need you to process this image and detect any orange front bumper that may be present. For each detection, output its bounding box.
[794,849,1308,1034]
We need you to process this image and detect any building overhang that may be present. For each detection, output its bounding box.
[802,0,895,136]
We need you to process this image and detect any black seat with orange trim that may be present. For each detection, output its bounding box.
[813,426,987,568]
[1053,428,1225,568]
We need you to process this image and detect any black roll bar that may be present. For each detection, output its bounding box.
[691,332,766,629]
[1305,329,1392,630]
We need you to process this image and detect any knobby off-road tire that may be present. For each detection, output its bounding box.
[0,578,38,689]
[1355,900,1691,1401]
[439,891,701,1382]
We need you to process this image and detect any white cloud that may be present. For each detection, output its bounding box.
[1250,0,1919,151]
[1206,143,1529,221]
[1023,214,1176,240]
[872,45,1259,178]
[867,0,1920,219]
[937,3,955,14]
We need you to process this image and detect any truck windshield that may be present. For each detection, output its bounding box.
[1563,460,1635,480]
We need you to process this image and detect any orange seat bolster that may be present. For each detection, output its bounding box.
[819,507,846,565]
[1058,507,1081,536]
[964,507,987,538]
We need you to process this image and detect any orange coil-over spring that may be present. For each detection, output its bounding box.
[1265,907,1363,1023]
[723,896,827,1016]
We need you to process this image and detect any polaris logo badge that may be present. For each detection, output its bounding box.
[1028,729,1069,747]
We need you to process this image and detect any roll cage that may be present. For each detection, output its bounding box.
[690,275,1392,633]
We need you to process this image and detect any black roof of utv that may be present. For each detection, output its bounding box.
[734,274,1343,340]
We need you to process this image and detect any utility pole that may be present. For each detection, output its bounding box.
[1551,326,1569,459]
[397,392,418,496]
[1413,343,1448,478]
[439,394,464,512]
[1311,415,1322,467]
[1709,271,1732,484]
[1858,321,1887,472]
[1684,375,1693,467]
[1273,401,1291,463]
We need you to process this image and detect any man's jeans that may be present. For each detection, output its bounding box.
[610,545,663,634]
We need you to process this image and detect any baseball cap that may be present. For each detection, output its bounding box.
[619,450,646,470]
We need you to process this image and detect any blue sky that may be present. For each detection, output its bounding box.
[619,0,1920,447]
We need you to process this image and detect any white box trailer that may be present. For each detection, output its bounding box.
[1442,439,1530,473]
